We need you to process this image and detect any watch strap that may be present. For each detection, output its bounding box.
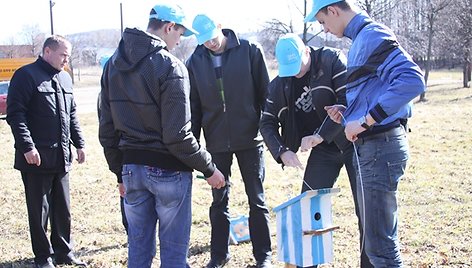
[359,116,371,130]
[361,122,370,129]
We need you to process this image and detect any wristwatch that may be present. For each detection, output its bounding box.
[358,116,371,130]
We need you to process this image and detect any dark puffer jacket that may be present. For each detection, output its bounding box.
[7,57,85,173]
[99,28,215,177]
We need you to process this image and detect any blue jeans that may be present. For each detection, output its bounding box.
[354,126,408,267]
[122,164,192,268]
[302,144,373,268]
[209,146,271,262]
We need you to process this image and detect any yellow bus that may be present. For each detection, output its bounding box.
[0,58,36,81]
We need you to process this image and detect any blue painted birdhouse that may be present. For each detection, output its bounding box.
[273,188,340,267]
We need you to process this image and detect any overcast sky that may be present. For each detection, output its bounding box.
[1,0,309,44]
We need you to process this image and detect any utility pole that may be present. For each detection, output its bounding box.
[120,2,124,33]
[49,0,55,35]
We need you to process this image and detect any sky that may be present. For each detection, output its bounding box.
[1,0,309,44]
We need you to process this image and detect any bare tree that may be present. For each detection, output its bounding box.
[3,37,17,58]
[21,24,45,57]
[66,33,90,83]
[258,19,292,61]
[452,0,472,87]
[356,0,397,23]
[393,0,425,57]
[419,0,452,100]
[258,0,313,61]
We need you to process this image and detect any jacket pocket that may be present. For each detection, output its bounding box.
[36,146,61,169]
[62,85,74,113]
[36,81,57,117]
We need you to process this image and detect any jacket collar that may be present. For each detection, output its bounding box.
[193,28,241,56]
[343,12,372,40]
[37,56,61,76]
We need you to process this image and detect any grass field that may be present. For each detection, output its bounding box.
[0,70,470,267]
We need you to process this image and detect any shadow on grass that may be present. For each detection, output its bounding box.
[188,243,211,257]
[75,242,127,257]
[189,241,259,268]
[0,243,127,268]
[426,84,465,93]
[0,258,35,268]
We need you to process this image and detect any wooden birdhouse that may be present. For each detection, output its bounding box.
[273,188,340,267]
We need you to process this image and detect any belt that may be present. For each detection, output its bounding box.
[358,120,401,138]
[356,125,405,144]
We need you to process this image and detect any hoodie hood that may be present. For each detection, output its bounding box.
[112,28,167,71]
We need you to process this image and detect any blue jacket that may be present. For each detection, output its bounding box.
[343,13,425,126]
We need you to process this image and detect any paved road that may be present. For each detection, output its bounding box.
[74,86,100,114]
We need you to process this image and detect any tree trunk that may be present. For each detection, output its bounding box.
[463,44,471,88]
[421,13,435,102]
[464,60,471,88]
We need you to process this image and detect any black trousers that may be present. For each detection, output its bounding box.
[300,144,373,268]
[209,146,272,263]
[21,171,73,264]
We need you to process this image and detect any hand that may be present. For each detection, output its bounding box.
[324,105,346,124]
[76,148,86,164]
[344,120,365,142]
[300,134,323,152]
[118,183,126,197]
[24,148,41,166]
[206,168,226,189]
[280,151,303,169]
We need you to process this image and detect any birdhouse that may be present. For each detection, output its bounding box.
[273,188,340,267]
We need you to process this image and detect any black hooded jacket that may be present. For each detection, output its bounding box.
[99,28,215,177]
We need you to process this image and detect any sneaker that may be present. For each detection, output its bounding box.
[55,253,87,267]
[256,258,273,268]
[34,257,55,268]
[205,257,230,268]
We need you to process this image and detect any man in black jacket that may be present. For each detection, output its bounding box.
[260,33,372,268]
[186,14,272,268]
[7,35,86,268]
[98,3,225,268]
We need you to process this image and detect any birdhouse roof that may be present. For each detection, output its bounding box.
[273,188,340,212]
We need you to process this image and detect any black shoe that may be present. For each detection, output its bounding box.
[35,257,55,268]
[256,258,272,268]
[55,254,87,267]
[205,257,230,268]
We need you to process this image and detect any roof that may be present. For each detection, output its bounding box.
[273,188,340,212]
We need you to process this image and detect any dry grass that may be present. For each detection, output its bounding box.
[0,69,470,267]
